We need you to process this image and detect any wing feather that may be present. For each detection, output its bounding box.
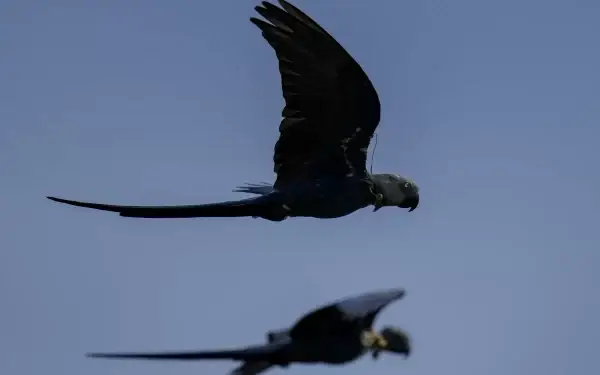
[251,0,381,188]
[46,196,263,218]
[289,288,405,339]
[86,342,287,362]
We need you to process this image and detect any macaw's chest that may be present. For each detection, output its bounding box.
[284,178,376,219]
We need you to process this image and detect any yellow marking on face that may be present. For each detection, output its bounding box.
[377,335,388,348]
[361,330,387,349]
[360,331,375,347]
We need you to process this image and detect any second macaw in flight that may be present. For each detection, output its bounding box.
[47,0,420,222]
[86,288,411,375]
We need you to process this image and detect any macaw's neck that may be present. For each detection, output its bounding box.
[369,173,392,196]
[367,174,387,210]
[368,174,382,190]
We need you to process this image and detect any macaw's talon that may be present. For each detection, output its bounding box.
[372,193,385,212]
[372,350,381,359]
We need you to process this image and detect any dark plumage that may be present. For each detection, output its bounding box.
[47,0,420,221]
[87,288,411,375]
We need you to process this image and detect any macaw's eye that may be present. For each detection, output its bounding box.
[404,182,411,188]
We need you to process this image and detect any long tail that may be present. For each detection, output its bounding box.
[87,349,247,361]
[46,195,276,219]
[86,342,287,362]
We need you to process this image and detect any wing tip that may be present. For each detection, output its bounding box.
[249,16,271,30]
[396,288,406,299]
[277,0,292,8]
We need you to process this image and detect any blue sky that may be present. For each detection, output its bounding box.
[1,0,599,375]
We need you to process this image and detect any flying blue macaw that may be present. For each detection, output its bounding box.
[47,0,420,222]
[86,288,411,375]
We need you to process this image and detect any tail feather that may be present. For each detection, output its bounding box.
[86,349,243,361]
[86,342,288,362]
[46,196,273,219]
[233,182,275,196]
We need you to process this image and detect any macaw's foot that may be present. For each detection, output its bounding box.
[361,330,388,350]
[371,350,381,360]
[259,208,286,221]
[372,193,385,212]
[260,204,291,222]
[270,357,291,367]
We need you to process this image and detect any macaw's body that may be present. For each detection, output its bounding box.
[87,288,411,375]
[47,0,420,222]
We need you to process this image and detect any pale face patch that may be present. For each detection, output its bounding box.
[360,330,388,350]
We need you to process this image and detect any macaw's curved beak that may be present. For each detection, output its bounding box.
[399,195,419,212]
[408,195,419,212]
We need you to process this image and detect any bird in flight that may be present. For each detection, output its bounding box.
[86,288,411,375]
[47,0,420,221]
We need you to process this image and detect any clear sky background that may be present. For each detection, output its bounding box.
[1,0,599,375]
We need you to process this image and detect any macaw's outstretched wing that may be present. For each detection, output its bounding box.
[87,342,288,362]
[251,0,382,189]
[46,196,268,218]
[290,288,405,339]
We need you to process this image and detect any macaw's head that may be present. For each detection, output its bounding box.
[371,173,420,212]
[373,326,411,359]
